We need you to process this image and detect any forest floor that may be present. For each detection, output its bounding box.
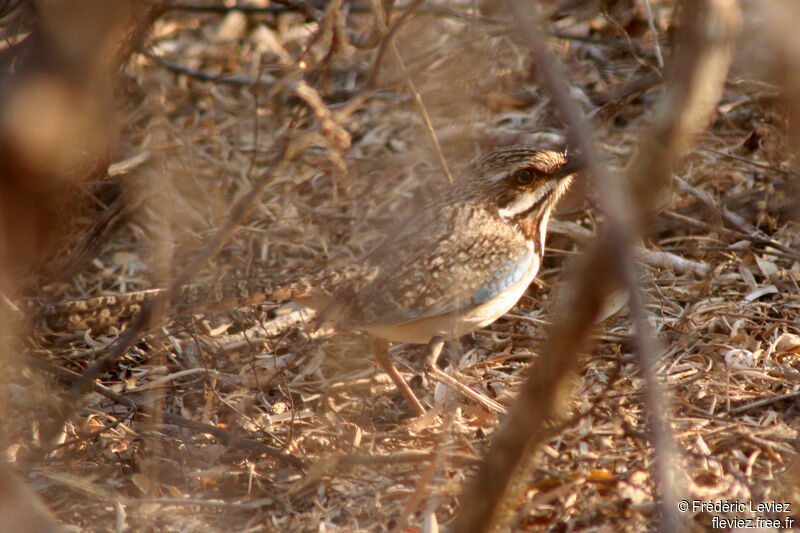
[4,1,800,531]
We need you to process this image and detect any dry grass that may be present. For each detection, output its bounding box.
[3,1,800,531]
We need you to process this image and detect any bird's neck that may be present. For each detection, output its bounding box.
[513,204,554,259]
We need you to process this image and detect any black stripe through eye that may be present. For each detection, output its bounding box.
[515,188,557,221]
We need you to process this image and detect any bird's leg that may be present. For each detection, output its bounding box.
[372,337,426,415]
[423,336,507,414]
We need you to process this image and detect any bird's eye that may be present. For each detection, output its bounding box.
[511,168,536,186]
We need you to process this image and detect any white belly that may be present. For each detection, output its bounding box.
[364,254,541,344]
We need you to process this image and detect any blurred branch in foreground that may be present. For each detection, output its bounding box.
[0,0,153,286]
[454,0,741,531]
[0,1,154,525]
[0,464,62,533]
[756,0,800,505]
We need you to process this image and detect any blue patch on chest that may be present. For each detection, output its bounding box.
[468,248,536,307]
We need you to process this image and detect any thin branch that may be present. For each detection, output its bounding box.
[641,0,664,67]
[149,53,282,87]
[390,43,453,183]
[165,0,321,21]
[39,77,307,447]
[363,0,424,89]
[453,0,740,531]
[39,0,369,448]
[22,354,305,468]
[549,220,711,276]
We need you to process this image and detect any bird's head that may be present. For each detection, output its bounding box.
[455,146,581,228]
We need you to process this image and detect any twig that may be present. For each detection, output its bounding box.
[453,0,740,531]
[41,88,298,447]
[701,147,792,175]
[673,175,794,256]
[165,0,479,23]
[728,390,800,414]
[620,254,681,533]
[333,450,477,467]
[661,210,799,259]
[0,465,63,532]
[364,0,424,89]
[22,354,305,468]
[591,70,663,124]
[549,220,711,276]
[390,43,453,184]
[347,0,395,50]
[149,53,281,87]
[356,0,452,183]
[454,2,621,529]
[633,247,710,276]
[641,0,664,67]
[166,1,320,20]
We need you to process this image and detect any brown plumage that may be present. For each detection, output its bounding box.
[33,146,580,413]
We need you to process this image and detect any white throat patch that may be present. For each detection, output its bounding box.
[497,181,556,219]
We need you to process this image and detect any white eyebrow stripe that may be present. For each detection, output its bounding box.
[497,181,555,218]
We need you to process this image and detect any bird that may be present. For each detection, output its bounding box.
[34,146,581,415]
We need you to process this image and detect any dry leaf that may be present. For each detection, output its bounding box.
[754,254,779,277]
[775,333,800,355]
[486,91,530,112]
[724,348,755,369]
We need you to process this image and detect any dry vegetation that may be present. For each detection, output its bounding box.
[2,0,799,531]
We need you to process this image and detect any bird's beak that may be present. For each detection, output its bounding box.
[555,152,583,179]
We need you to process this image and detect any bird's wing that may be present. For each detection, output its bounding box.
[348,203,537,327]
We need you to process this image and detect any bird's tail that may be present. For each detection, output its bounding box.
[32,274,316,332]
